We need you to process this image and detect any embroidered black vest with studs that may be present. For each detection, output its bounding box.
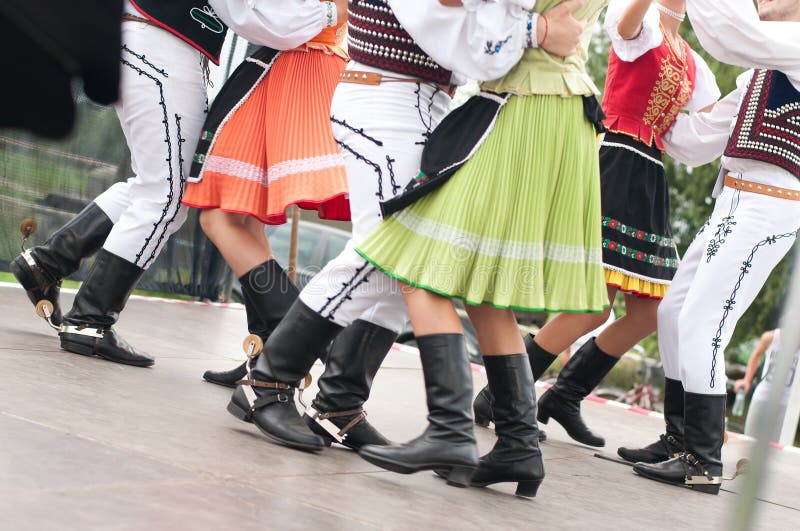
[347,0,452,85]
[725,70,800,179]
[130,0,227,64]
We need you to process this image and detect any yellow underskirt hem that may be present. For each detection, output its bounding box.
[604,269,669,300]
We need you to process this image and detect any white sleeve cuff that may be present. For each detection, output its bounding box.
[604,0,663,62]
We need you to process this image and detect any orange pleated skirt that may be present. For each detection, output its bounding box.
[182,49,350,224]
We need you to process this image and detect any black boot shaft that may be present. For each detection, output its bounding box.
[239,259,300,338]
[683,392,725,473]
[537,338,617,447]
[525,335,558,382]
[59,250,152,367]
[418,334,475,444]
[484,354,541,455]
[663,377,685,443]
[63,249,144,328]
[251,300,341,385]
[313,319,398,412]
[33,202,113,280]
[472,353,544,496]
[307,320,397,449]
[551,337,618,399]
[357,333,478,483]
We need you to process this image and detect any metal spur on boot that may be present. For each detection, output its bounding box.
[305,406,367,448]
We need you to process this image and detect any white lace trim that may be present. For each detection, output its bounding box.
[393,209,603,265]
[204,153,346,186]
[600,141,664,168]
[205,156,268,185]
[267,153,345,183]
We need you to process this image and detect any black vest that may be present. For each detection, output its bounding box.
[725,70,800,179]
[131,0,227,64]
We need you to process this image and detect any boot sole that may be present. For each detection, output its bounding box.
[434,470,544,498]
[60,338,154,367]
[359,452,476,487]
[226,396,324,453]
[633,465,721,495]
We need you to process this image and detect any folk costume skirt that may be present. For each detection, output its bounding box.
[356,94,607,314]
[599,132,679,299]
[182,49,349,224]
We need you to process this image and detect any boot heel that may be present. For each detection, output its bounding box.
[690,483,721,495]
[226,400,250,422]
[474,414,491,428]
[537,412,549,425]
[446,465,476,488]
[515,479,543,498]
[60,338,95,358]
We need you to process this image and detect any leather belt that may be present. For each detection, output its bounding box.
[724,174,800,201]
[122,13,157,27]
[339,70,455,97]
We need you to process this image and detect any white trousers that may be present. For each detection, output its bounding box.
[93,22,207,269]
[658,176,800,394]
[298,62,450,334]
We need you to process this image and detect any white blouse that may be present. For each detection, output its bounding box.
[687,0,800,89]
[388,0,539,82]
[209,0,335,50]
[604,0,720,113]
[662,0,800,195]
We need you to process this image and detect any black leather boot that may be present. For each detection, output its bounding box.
[10,202,113,327]
[203,260,300,387]
[470,354,545,497]
[634,393,726,495]
[59,249,153,367]
[537,338,618,447]
[304,319,397,450]
[227,300,341,452]
[358,334,479,487]
[474,334,556,443]
[618,377,684,463]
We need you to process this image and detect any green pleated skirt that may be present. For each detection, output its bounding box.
[356,93,608,313]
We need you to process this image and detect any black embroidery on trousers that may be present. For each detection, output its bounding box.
[122,45,168,77]
[121,57,176,267]
[323,265,376,321]
[709,229,799,388]
[386,156,401,196]
[142,113,187,269]
[695,219,711,239]
[414,84,438,146]
[706,189,740,262]
[317,260,373,318]
[336,140,386,201]
[331,116,383,146]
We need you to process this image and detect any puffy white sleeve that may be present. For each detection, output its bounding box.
[662,71,751,166]
[603,0,663,62]
[209,0,334,50]
[389,0,538,81]
[683,50,721,112]
[687,0,800,88]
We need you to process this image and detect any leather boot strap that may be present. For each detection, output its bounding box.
[21,250,58,288]
[236,379,291,390]
[307,407,367,440]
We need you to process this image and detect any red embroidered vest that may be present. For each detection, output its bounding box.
[347,0,452,85]
[602,32,696,151]
[725,70,800,179]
